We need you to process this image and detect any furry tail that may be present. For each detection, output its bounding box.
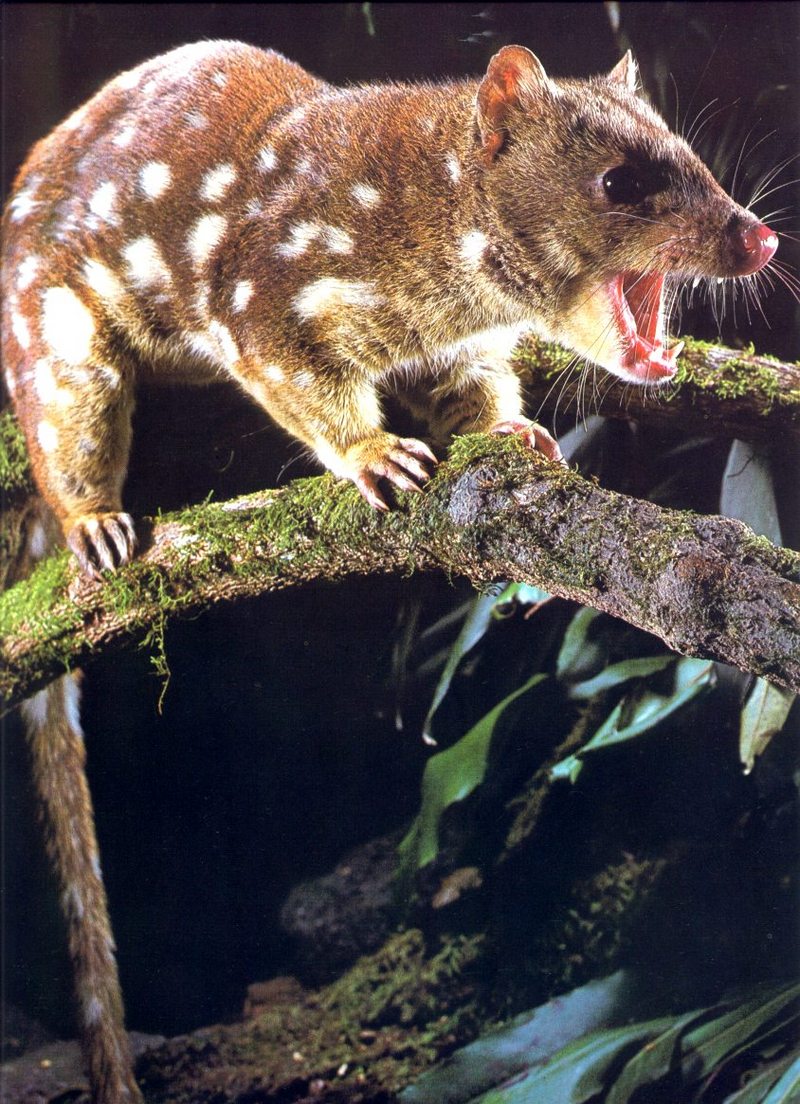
[17,507,143,1103]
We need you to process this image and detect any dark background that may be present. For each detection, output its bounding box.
[3,2,799,1042]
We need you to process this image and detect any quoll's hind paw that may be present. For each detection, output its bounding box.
[350,436,438,511]
[490,418,566,466]
[67,512,138,579]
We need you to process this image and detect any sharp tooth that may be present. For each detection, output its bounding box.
[669,340,685,361]
[716,277,724,285]
[692,277,700,290]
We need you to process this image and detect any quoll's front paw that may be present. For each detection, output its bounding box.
[490,418,565,465]
[346,434,438,511]
[66,512,138,579]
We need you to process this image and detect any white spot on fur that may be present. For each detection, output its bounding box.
[186,110,208,129]
[258,146,277,172]
[233,281,253,312]
[63,675,83,735]
[84,996,104,1026]
[88,181,117,222]
[292,278,381,321]
[322,226,354,254]
[35,359,75,407]
[9,190,38,222]
[62,104,89,132]
[116,67,142,90]
[123,236,172,286]
[140,161,172,199]
[11,312,30,350]
[296,157,313,176]
[459,230,489,268]
[113,125,136,147]
[276,221,321,258]
[186,331,219,363]
[28,520,49,561]
[84,259,125,301]
[208,320,239,367]
[200,163,236,202]
[445,154,461,183]
[42,287,95,364]
[212,71,228,88]
[37,419,59,453]
[17,255,41,290]
[62,884,84,920]
[351,183,381,208]
[265,364,285,383]
[294,370,314,389]
[21,688,49,727]
[95,362,122,389]
[195,283,211,317]
[188,214,227,266]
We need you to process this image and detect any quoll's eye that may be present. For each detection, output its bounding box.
[602,165,646,204]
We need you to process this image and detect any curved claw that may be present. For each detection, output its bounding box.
[490,419,566,466]
[67,512,138,579]
[350,435,438,509]
[355,473,390,511]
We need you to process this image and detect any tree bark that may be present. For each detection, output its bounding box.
[515,336,800,442]
[2,434,799,708]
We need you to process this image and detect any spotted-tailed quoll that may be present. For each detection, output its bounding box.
[1,40,778,1103]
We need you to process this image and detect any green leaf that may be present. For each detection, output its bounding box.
[762,1054,800,1103]
[722,1053,799,1103]
[720,439,783,544]
[579,657,714,754]
[473,1019,675,1104]
[550,753,584,784]
[556,607,605,682]
[605,1010,708,1104]
[399,673,547,871]
[551,657,714,782]
[740,678,796,774]
[681,983,800,1082]
[421,592,499,743]
[496,581,551,610]
[568,655,675,700]
[400,970,637,1104]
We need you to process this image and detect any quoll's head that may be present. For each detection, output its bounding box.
[476,46,779,384]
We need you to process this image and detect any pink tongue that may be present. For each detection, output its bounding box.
[614,273,675,381]
[623,273,663,345]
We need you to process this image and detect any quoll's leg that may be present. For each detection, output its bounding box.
[425,359,564,464]
[232,359,437,510]
[9,287,137,576]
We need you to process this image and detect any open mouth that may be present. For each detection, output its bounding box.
[608,272,684,383]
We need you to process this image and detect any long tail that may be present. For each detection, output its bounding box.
[16,507,143,1103]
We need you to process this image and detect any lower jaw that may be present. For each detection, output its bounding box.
[618,346,678,383]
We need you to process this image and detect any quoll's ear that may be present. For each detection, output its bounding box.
[477,45,555,164]
[607,50,639,93]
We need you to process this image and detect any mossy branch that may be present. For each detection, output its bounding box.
[515,336,800,441]
[2,434,799,708]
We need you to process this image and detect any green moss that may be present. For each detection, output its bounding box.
[320,929,485,1029]
[531,854,669,995]
[0,409,32,497]
[671,337,787,409]
[513,338,581,381]
[0,551,86,691]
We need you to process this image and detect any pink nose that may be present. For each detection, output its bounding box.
[731,220,779,276]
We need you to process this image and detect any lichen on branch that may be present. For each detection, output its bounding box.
[2,433,799,708]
